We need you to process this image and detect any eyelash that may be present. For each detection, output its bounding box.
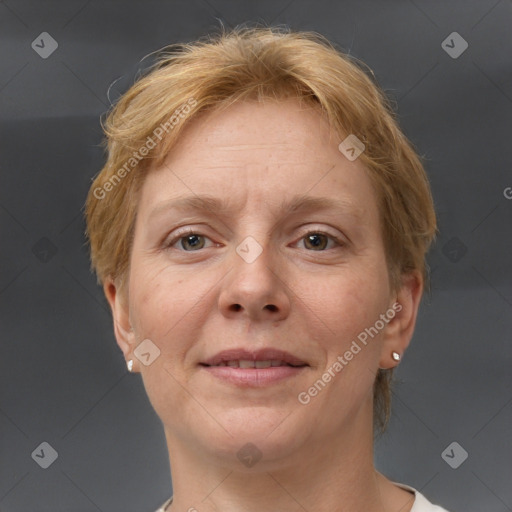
[164,227,344,252]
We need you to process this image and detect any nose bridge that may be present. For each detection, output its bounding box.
[219,231,290,320]
[233,232,277,293]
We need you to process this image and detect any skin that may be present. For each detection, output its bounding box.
[105,98,423,512]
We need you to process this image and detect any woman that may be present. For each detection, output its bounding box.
[85,26,450,512]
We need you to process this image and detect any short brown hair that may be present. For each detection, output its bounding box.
[85,25,437,434]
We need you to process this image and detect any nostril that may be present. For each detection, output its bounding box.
[265,304,278,312]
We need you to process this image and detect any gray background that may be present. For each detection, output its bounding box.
[1,1,511,511]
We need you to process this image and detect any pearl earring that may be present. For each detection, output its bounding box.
[392,351,401,362]
[127,359,134,372]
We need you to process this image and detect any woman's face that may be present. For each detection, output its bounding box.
[112,98,411,466]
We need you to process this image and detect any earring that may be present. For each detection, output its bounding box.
[392,351,401,362]
[127,359,134,372]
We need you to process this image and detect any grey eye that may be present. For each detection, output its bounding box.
[179,234,206,251]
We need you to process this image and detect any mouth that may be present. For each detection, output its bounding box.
[200,360,307,368]
[199,348,309,387]
[200,348,309,368]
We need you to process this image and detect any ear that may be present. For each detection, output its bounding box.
[379,271,424,369]
[103,276,137,368]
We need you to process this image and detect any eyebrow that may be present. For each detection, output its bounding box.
[148,194,364,222]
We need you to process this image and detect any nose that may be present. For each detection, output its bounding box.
[218,239,291,322]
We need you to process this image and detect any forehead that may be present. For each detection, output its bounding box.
[137,98,379,223]
[171,98,332,157]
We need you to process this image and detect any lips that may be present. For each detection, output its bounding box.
[200,348,308,368]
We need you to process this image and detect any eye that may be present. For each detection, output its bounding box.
[296,231,343,251]
[165,229,213,251]
[164,228,344,253]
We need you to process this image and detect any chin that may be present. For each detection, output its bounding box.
[205,433,303,472]
[202,411,304,457]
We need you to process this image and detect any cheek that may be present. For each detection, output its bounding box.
[128,260,216,350]
[316,267,388,341]
[127,264,200,420]
[128,262,182,347]
[306,274,387,401]
[129,265,166,331]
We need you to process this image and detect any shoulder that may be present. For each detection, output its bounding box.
[154,497,172,512]
[153,489,453,512]
[394,482,452,512]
